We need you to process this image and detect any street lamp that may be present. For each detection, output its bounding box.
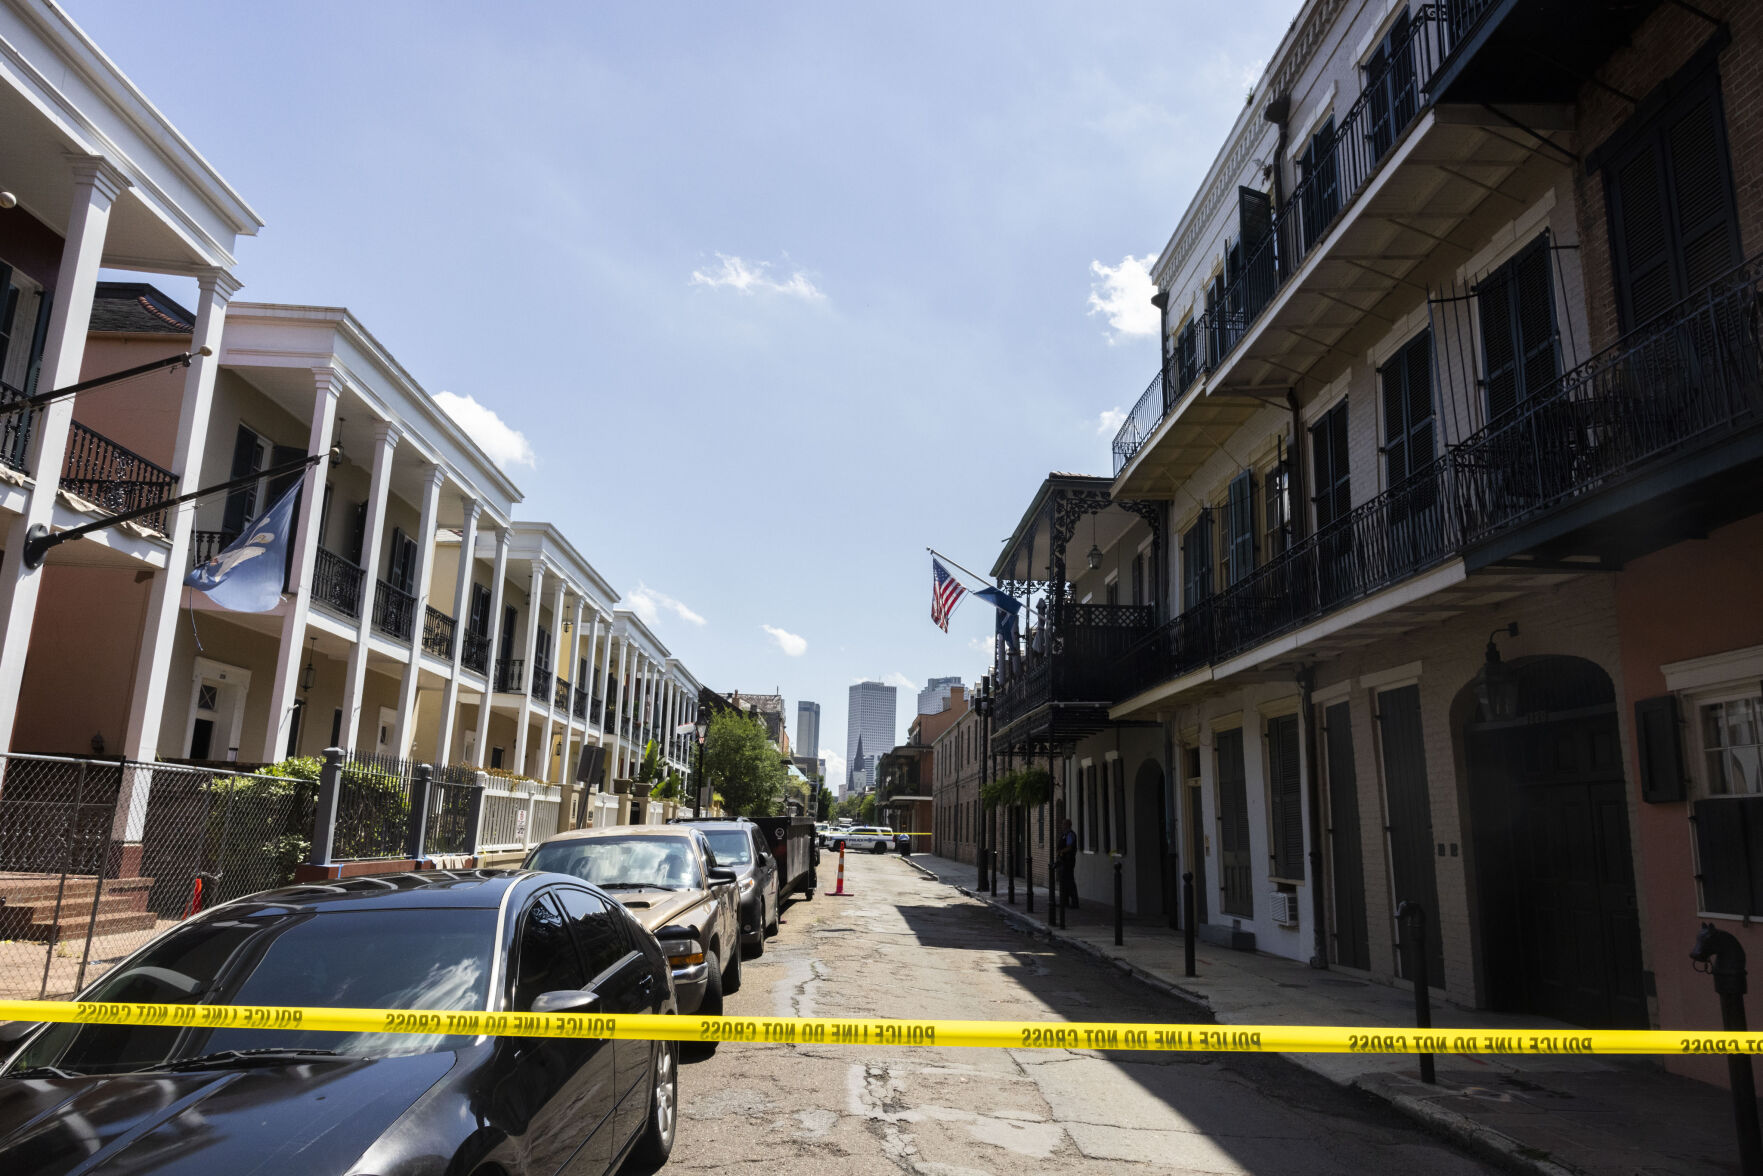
[694,718,709,815]
[1474,623,1520,722]
[972,676,993,892]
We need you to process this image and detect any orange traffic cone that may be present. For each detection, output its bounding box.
[832,846,847,896]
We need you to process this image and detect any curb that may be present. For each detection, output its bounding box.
[913,860,1571,1176]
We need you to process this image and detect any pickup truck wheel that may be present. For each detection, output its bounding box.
[765,900,780,936]
[687,965,721,1058]
[723,939,743,994]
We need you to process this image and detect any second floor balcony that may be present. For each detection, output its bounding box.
[991,603,1157,733]
[61,421,177,534]
[1115,259,1763,705]
[461,629,490,674]
[494,657,523,694]
[313,548,365,620]
[372,579,417,642]
[422,606,455,659]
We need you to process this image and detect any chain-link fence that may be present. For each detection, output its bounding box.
[0,753,314,1001]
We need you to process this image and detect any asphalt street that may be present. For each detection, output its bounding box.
[655,850,1497,1176]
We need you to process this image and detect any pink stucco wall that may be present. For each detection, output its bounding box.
[1618,512,1763,1086]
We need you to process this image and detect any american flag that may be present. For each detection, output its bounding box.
[930,557,967,632]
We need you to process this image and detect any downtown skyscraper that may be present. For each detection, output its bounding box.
[796,700,821,762]
[845,681,897,795]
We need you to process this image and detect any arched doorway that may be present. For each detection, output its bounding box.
[1463,656,1645,1027]
[1133,760,1167,915]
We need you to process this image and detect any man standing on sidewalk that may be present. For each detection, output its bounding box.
[1057,818,1078,908]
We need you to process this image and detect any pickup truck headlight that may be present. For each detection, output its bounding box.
[739,877,755,894]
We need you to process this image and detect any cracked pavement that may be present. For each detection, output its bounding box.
[651,852,1496,1176]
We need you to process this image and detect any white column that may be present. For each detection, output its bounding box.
[560,595,585,784]
[340,421,400,751]
[123,269,240,760]
[393,466,444,755]
[0,159,127,755]
[609,637,629,779]
[261,369,340,761]
[593,615,611,731]
[471,526,510,766]
[435,497,480,764]
[536,578,565,781]
[665,680,679,766]
[512,561,544,775]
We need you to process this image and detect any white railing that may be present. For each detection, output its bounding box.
[475,777,564,853]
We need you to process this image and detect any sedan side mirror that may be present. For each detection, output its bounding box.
[530,989,601,1015]
[0,1020,39,1047]
[707,866,738,885]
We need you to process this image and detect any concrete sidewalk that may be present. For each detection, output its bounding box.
[903,850,1752,1176]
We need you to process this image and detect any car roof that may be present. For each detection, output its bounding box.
[216,868,540,913]
[536,826,704,844]
[679,819,755,830]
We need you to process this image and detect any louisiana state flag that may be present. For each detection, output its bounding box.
[185,483,300,612]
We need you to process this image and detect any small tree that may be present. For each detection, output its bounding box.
[858,793,876,823]
[816,785,834,822]
[702,710,786,817]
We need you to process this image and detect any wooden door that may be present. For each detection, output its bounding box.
[1323,701,1370,970]
[1215,729,1253,918]
[1377,685,1443,984]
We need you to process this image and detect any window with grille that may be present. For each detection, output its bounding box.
[1476,236,1557,426]
[1298,117,1340,254]
[1364,10,1417,164]
[1380,331,1435,492]
[1182,511,1214,611]
[1691,690,1763,917]
[1264,459,1291,560]
[1603,64,1740,332]
[1223,470,1256,587]
[1310,403,1351,531]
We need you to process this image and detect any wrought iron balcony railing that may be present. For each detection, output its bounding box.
[494,657,523,693]
[313,547,365,619]
[1114,259,1763,703]
[423,606,455,658]
[553,675,570,711]
[0,380,35,473]
[573,686,590,721]
[373,579,417,641]
[592,696,607,727]
[461,630,490,674]
[61,421,177,533]
[1112,366,1171,474]
[529,662,553,701]
[990,604,1157,729]
[188,529,238,568]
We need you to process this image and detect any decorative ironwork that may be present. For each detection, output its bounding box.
[188,529,238,568]
[572,687,590,721]
[494,658,524,693]
[553,675,570,711]
[0,379,36,473]
[461,630,490,674]
[312,548,365,619]
[373,580,417,641]
[529,661,552,701]
[422,606,455,658]
[60,422,177,533]
[1112,366,1169,473]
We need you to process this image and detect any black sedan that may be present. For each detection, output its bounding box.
[0,869,680,1176]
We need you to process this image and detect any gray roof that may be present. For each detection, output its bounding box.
[89,282,196,334]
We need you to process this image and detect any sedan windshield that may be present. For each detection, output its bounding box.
[528,835,700,889]
[701,829,753,866]
[5,907,495,1075]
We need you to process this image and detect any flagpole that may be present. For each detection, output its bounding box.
[926,547,995,590]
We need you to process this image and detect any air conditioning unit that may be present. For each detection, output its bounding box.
[1269,891,1299,926]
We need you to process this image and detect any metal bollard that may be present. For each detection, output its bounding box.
[1397,901,1435,1085]
[1182,872,1197,978]
[1027,855,1035,915]
[1692,923,1763,1176]
[1113,857,1124,946]
[977,842,985,893]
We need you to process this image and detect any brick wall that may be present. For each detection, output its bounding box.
[1573,0,1763,352]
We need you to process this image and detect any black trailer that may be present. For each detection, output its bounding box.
[752,815,818,901]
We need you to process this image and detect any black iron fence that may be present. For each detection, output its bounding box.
[461,630,490,674]
[313,547,365,619]
[0,754,316,1000]
[60,421,177,533]
[423,606,455,658]
[372,579,417,641]
[0,378,35,473]
[1113,366,1171,474]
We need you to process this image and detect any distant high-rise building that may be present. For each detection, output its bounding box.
[796,701,821,763]
[917,676,963,715]
[846,680,897,795]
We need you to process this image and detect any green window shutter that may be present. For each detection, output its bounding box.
[1268,714,1304,881]
[1227,470,1255,585]
[1634,694,1685,803]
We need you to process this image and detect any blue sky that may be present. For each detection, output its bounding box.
[74,0,1295,788]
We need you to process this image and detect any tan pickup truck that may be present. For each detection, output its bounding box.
[524,826,742,1015]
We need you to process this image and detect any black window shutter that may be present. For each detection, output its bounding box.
[1635,694,1686,803]
[1227,470,1255,585]
[469,582,491,635]
[267,443,305,500]
[1183,510,1213,610]
[24,287,53,398]
[1665,90,1742,296]
[222,426,261,536]
[1381,332,1434,489]
[1693,796,1763,917]
[1268,714,1304,880]
[1178,319,1197,389]
[387,526,407,585]
[1239,186,1274,319]
[348,502,367,565]
[0,262,15,377]
[1514,241,1559,402]
[1311,403,1351,530]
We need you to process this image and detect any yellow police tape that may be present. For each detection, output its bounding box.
[0,1000,1756,1056]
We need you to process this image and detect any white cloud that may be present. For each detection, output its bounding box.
[625,582,706,627]
[968,635,996,657]
[820,747,847,788]
[1096,407,1126,436]
[434,391,536,470]
[881,672,915,691]
[1241,58,1267,94]
[762,624,807,657]
[1086,254,1159,342]
[690,253,825,300]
